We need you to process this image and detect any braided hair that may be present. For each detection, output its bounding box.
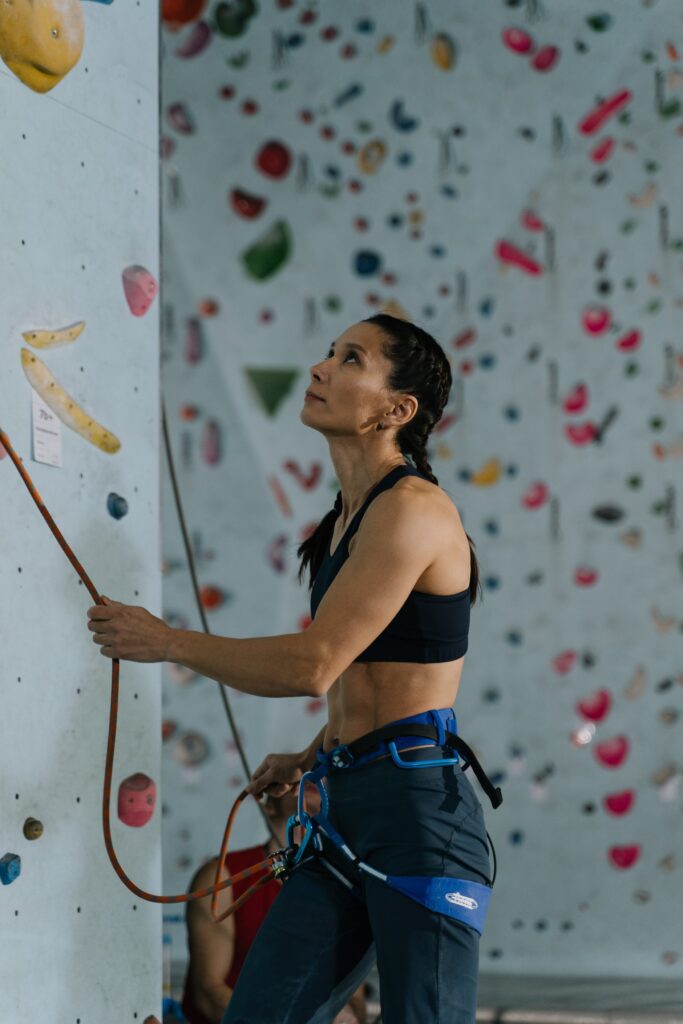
[297,314,481,605]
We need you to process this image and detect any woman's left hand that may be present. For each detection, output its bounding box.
[87,596,172,662]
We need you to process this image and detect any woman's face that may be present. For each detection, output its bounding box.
[300,322,394,437]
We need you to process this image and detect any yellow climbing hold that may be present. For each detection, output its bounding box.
[0,0,85,94]
[22,321,86,349]
[376,35,395,54]
[431,32,456,71]
[471,459,502,487]
[20,348,121,454]
[357,139,387,175]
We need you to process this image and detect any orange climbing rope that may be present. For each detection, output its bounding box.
[0,428,290,919]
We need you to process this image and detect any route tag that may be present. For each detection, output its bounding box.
[31,389,63,468]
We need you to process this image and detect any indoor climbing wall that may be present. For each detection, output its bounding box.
[0,1,162,1021]
[160,0,683,1009]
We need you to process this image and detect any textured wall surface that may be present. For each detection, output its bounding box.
[0,2,162,1021]
[159,0,683,1006]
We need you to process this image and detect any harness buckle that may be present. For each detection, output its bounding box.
[330,744,355,770]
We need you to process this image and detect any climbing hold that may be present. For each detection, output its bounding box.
[161,0,207,26]
[20,349,121,454]
[576,688,612,723]
[122,265,159,317]
[0,853,21,885]
[22,321,86,350]
[594,735,630,768]
[243,367,300,417]
[578,89,632,135]
[531,46,560,72]
[495,240,543,276]
[603,790,636,816]
[214,0,257,39]
[0,0,85,94]
[229,187,268,219]
[107,492,129,520]
[162,720,178,741]
[167,101,196,134]
[353,250,382,276]
[117,773,157,828]
[173,731,210,767]
[199,584,225,610]
[389,99,419,132]
[198,298,220,317]
[201,419,222,466]
[255,139,292,179]
[608,844,641,869]
[184,318,204,364]
[179,404,201,421]
[240,220,292,280]
[357,139,387,174]
[502,27,534,55]
[175,19,212,58]
[431,32,456,70]
[23,818,44,840]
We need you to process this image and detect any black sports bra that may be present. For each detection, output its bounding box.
[309,463,470,663]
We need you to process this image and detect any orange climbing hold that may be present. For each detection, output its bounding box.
[0,0,85,94]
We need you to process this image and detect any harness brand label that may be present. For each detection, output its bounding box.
[445,891,478,910]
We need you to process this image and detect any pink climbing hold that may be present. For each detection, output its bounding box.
[122,265,159,317]
[578,89,632,136]
[562,383,589,414]
[552,649,577,675]
[495,240,543,276]
[502,27,535,54]
[608,844,641,870]
[531,45,560,72]
[616,329,642,352]
[590,137,615,164]
[184,317,203,363]
[167,101,195,134]
[581,306,611,335]
[603,789,636,816]
[576,688,612,723]
[521,209,545,232]
[594,735,630,769]
[521,481,550,510]
[201,419,222,466]
[175,19,213,58]
[573,566,598,587]
[117,772,157,827]
[564,421,598,445]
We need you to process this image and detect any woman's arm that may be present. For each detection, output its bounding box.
[88,488,442,697]
[166,628,324,698]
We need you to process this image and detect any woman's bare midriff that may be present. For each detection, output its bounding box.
[322,476,470,751]
[323,658,465,750]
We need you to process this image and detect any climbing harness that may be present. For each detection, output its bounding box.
[277,709,503,937]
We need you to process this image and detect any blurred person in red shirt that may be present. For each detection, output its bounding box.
[181,786,367,1024]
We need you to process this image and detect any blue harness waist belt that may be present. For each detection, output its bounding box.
[277,709,502,937]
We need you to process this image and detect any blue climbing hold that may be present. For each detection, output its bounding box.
[107,493,129,520]
[0,853,21,885]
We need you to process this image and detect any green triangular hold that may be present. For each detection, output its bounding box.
[243,367,300,417]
